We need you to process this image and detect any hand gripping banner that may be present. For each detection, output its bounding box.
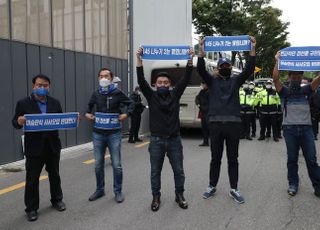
[24,112,79,132]
[141,45,191,60]
[204,35,252,52]
[279,46,320,71]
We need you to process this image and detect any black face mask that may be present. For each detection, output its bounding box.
[289,80,301,93]
[219,68,232,78]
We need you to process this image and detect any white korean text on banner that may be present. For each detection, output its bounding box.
[204,35,251,52]
[24,112,79,132]
[142,45,191,60]
[279,46,320,71]
[94,112,121,130]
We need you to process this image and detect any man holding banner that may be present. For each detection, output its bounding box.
[198,35,256,204]
[85,68,134,203]
[136,46,194,212]
[273,49,320,197]
[12,74,67,221]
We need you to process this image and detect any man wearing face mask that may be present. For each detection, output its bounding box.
[128,86,145,143]
[256,80,280,142]
[273,51,320,198]
[85,68,134,203]
[197,36,256,204]
[136,47,194,212]
[12,74,66,222]
[239,82,256,140]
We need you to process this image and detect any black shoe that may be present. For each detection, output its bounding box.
[115,192,124,203]
[175,193,188,209]
[52,201,66,212]
[251,134,256,138]
[134,138,143,142]
[128,139,135,143]
[151,195,161,212]
[246,136,252,140]
[89,191,105,201]
[278,135,282,139]
[314,190,320,197]
[266,134,271,138]
[273,137,279,142]
[199,142,209,147]
[26,210,38,222]
[240,136,245,139]
[258,136,265,141]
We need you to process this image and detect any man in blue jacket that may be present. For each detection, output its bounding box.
[197,37,256,204]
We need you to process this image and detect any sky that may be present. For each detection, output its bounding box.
[270,0,319,46]
[193,0,320,47]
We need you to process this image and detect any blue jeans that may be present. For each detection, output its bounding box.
[283,125,320,191]
[92,131,122,194]
[148,136,185,196]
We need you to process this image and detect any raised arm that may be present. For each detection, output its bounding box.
[237,36,256,85]
[136,47,153,99]
[311,74,320,91]
[173,48,195,99]
[273,51,283,93]
[197,38,212,85]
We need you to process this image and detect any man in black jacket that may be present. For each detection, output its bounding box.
[12,74,66,222]
[195,82,210,146]
[128,86,145,143]
[197,37,256,204]
[85,68,134,203]
[136,47,194,212]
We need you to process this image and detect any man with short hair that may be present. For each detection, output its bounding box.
[136,47,194,211]
[12,74,66,222]
[197,36,256,204]
[273,51,320,197]
[85,68,134,203]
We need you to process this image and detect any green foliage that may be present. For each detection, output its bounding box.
[192,0,290,77]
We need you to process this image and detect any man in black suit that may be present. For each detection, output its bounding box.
[12,74,66,222]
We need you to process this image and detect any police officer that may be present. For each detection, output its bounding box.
[196,82,210,146]
[128,86,145,143]
[256,80,280,142]
[239,82,256,140]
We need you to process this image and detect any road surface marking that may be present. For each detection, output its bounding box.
[83,154,110,164]
[0,175,48,196]
[135,141,150,148]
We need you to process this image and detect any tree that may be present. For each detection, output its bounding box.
[192,0,290,77]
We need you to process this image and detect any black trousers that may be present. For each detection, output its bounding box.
[129,113,141,140]
[259,113,277,138]
[25,147,63,212]
[241,113,256,137]
[201,114,209,143]
[209,122,241,189]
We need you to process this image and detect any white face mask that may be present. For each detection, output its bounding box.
[266,85,272,89]
[99,78,111,87]
[243,84,249,89]
[249,85,255,89]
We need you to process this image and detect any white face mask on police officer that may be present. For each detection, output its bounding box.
[99,78,112,88]
[266,84,272,89]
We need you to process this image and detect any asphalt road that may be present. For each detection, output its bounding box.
[1,129,320,230]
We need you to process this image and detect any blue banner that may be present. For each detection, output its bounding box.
[94,112,121,130]
[24,112,79,132]
[141,45,191,60]
[204,35,251,52]
[279,46,320,71]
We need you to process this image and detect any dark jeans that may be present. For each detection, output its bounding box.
[283,125,320,191]
[209,122,241,189]
[92,131,122,194]
[201,114,209,143]
[148,136,185,196]
[129,113,142,140]
[25,150,63,212]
